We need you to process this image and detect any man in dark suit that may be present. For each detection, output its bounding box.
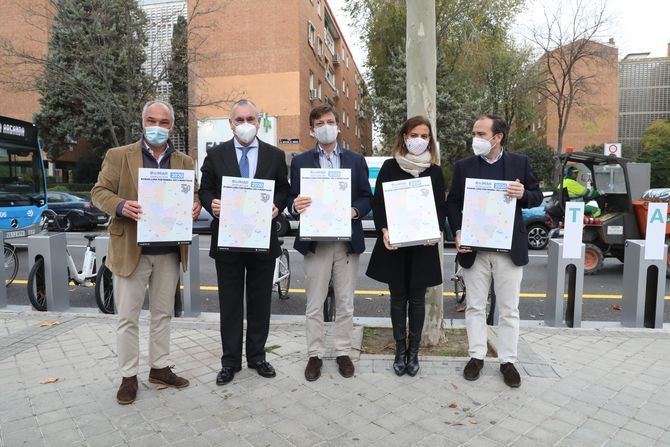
[199,99,290,385]
[288,105,372,381]
[446,115,543,388]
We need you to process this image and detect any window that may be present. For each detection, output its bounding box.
[308,22,315,48]
[317,37,323,58]
[326,66,335,88]
[317,81,322,99]
[342,111,346,126]
[354,99,358,111]
[325,29,335,55]
[317,0,321,17]
[346,54,350,68]
[342,80,346,93]
[309,71,315,91]
[345,83,349,98]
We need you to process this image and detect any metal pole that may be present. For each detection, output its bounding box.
[407,0,441,345]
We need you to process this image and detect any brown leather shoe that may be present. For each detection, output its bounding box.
[304,356,323,381]
[500,362,521,388]
[116,376,138,405]
[336,355,355,378]
[148,366,189,388]
[463,358,484,381]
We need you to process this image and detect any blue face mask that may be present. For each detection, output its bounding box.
[145,126,170,146]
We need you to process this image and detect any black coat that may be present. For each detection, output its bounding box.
[366,159,447,288]
[287,145,372,255]
[445,151,543,268]
[198,138,290,260]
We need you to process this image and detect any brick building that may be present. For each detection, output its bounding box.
[188,0,372,159]
[533,39,619,153]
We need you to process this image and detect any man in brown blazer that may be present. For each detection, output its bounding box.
[92,100,201,404]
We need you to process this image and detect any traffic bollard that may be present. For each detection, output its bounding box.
[27,232,69,311]
[622,240,668,328]
[180,234,201,317]
[545,239,585,328]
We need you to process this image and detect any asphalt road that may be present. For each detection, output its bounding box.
[5,232,670,322]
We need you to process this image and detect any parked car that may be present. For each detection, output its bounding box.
[523,192,555,250]
[45,191,109,231]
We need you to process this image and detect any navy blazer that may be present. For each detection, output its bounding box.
[198,138,290,260]
[287,145,372,255]
[445,151,543,267]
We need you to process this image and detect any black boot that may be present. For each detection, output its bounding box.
[393,340,407,376]
[389,292,409,376]
[405,336,420,377]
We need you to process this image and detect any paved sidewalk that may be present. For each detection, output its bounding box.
[1,311,670,446]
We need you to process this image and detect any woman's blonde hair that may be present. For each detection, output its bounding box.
[391,115,439,164]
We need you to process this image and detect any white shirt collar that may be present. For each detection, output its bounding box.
[481,146,503,164]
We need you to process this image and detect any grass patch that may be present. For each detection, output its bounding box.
[361,327,496,357]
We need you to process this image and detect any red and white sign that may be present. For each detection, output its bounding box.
[604,143,621,158]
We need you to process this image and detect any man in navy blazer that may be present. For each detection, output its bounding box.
[288,105,372,381]
[446,115,542,388]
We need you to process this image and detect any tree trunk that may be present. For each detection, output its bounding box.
[406,0,443,346]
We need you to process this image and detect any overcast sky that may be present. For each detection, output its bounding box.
[328,0,670,75]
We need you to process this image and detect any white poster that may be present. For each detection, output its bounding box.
[137,168,194,246]
[604,143,622,158]
[461,178,516,252]
[382,177,440,247]
[645,202,668,260]
[563,202,585,259]
[218,176,275,252]
[299,168,351,241]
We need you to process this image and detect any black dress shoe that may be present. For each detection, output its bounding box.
[463,358,484,381]
[216,366,238,385]
[248,360,276,378]
[500,362,521,388]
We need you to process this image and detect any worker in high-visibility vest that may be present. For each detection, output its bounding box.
[557,166,601,216]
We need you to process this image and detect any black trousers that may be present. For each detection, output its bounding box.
[389,281,427,342]
[215,254,275,368]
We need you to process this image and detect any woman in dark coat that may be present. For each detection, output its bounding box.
[366,115,447,376]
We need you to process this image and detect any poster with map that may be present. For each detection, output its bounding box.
[383,177,440,247]
[218,176,275,252]
[137,168,194,246]
[460,178,516,252]
[299,168,351,241]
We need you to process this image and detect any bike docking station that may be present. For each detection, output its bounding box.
[27,232,69,311]
[0,233,6,308]
[180,234,201,317]
[622,202,668,329]
[545,202,585,328]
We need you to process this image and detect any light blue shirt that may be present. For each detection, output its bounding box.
[234,137,259,178]
[318,143,341,169]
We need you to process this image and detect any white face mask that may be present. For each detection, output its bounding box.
[405,137,429,155]
[233,122,258,144]
[312,124,339,145]
[472,136,495,157]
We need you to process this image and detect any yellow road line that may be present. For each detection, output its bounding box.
[9,280,670,300]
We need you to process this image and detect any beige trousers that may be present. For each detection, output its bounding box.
[304,241,359,358]
[461,251,523,364]
[114,253,180,377]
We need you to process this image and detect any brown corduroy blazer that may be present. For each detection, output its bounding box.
[91,141,199,277]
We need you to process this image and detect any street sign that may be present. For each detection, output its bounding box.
[563,202,585,259]
[604,143,621,158]
[645,202,668,260]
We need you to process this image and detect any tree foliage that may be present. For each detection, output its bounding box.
[169,15,189,153]
[346,0,536,182]
[33,0,152,160]
[638,141,670,188]
[640,119,670,153]
[509,130,555,187]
